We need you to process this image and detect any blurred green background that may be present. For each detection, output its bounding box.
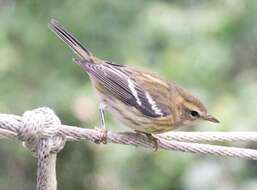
[0,0,257,189]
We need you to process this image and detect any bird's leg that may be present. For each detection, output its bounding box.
[145,133,159,152]
[94,102,108,144]
[135,130,159,151]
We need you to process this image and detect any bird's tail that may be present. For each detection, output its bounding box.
[48,19,100,63]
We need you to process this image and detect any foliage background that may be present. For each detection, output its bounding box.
[0,0,257,189]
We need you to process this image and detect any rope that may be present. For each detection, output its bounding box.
[0,107,257,160]
[158,132,257,142]
[0,107,257,189]
[0,108,65,190]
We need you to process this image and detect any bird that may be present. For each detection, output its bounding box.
[48,19,219,150]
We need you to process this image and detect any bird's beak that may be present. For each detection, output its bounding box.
[203,115,220,123]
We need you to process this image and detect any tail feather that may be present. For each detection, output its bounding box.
[48,19,93,61]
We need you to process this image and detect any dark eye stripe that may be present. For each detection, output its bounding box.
[190,110,199,117]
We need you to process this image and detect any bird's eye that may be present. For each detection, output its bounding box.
[190,110,199,118]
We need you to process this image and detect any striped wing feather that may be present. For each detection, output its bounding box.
[75,59,172,118]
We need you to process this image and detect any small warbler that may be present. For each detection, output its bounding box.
[48,19,219,149]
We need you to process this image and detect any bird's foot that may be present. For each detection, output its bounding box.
[94,127,108,144]
[146,133,159,152]
[135,130,159,152]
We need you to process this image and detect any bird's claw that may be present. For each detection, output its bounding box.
[94,127,108,144]
[146,134,159,152]
[135,130,159,151]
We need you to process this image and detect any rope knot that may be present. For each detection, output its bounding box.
[18,107,65,154]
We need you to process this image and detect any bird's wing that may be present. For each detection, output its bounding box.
[75,59,172,118]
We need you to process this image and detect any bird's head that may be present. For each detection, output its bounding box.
[174,86,219,126]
